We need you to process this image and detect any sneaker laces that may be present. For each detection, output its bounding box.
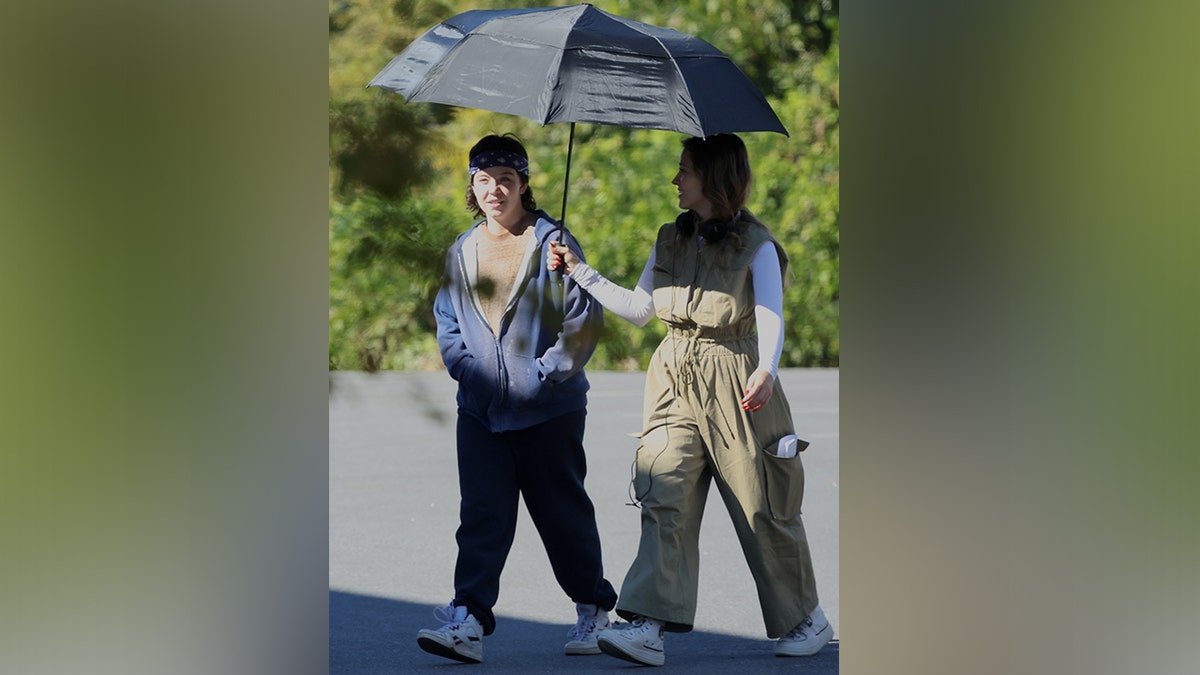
[432,602,468,630]
[567,605,603,640]
[618,615,660,636]
[782,615,815,640]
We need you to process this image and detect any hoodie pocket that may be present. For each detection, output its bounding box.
[760,435,809,520]
[457,358,496,413]
[503,354,544,407]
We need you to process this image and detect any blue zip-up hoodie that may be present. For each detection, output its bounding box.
[434,210,603,433]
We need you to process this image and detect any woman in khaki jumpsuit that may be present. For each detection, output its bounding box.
[548,134,831,666]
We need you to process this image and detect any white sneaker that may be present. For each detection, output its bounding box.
[775,605,832,657]
[417,603,483,664]
[597,616,665,666]
[565,603,611,655]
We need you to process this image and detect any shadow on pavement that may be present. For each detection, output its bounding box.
[332,590,839,674]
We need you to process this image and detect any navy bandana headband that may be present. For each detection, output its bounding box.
[468,150,529,177]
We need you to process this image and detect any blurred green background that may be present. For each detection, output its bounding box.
[328,0,840,371]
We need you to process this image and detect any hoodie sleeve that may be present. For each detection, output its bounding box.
[538,230,603,384]
[433,248,476,382]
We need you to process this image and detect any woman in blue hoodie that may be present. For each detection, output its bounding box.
[417,134,618,665]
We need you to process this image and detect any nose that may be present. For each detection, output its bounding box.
[672,173,682,185]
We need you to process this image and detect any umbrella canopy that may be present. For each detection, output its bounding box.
[368,3,787,238]
[367,3,787,139]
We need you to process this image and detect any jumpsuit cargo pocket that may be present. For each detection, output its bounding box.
[760,440,808,520]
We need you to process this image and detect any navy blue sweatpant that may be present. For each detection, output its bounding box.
[452,408,618,635]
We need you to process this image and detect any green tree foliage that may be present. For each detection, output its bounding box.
[329,0,838,371]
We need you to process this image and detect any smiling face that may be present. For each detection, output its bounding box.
[471,165,528,225]
[672,150,712,220]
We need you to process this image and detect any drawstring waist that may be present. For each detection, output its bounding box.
[665,323,753,343]
[664,323,754,387]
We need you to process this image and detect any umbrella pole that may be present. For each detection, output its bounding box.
[552,122,575,281]
[559,122,575,240]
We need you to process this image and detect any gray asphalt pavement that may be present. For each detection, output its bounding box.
[330,369,839,673]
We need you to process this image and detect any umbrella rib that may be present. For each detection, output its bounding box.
[617,20,702,137]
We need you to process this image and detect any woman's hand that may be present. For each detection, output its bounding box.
[741,369,775,412]
[546,243,580,275]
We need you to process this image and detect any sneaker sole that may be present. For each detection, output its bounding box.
[598,637,664,666]
[564,643,603,656]
[417,635,482,664]
[774,623,833,657]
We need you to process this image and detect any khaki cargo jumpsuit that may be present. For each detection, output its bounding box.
[614,216,820,639]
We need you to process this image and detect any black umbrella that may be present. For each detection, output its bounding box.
[367,3,787,230]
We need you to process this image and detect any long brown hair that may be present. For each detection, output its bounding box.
[682,134,751,222]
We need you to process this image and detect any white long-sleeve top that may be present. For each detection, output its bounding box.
[569,240,784,377]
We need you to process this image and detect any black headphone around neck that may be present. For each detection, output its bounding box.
[676,210,734,243]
